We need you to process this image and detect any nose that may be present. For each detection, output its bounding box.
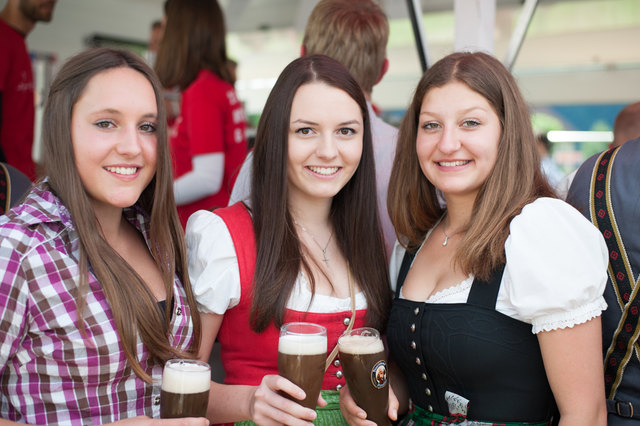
[116,126,143,157]
[316,132,338,160]
[436,125,461,155]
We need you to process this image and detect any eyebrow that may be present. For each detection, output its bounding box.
[419,106,488,116]
[291,118,362,126]
[90,108,158,119]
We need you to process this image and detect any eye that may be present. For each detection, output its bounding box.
[338,127,356,136]
[461,119,481,128]
[95,120,115,129]
[421,121,440,130]
[295,127,314,136]
[140,122,157,133]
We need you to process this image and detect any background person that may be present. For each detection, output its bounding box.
[536,132,564,191]
[229,0,398,258]
[610,101,640,149]
[557,100,640,199]
[155,0,248,228]
[344,51,608,425]
[0,48,205,425]
[0,0,57,181]
[567,137,640,423]
[187,55,392,425]
[0,162,31,214]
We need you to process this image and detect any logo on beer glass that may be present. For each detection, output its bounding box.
[371,360,388,389]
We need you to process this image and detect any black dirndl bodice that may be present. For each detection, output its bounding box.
[387,251,557,422]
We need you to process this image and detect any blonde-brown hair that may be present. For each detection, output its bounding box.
[43,48,201,383]
[388,51,555,280]
[303,0,388,95]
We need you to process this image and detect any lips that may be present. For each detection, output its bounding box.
[307,166,339,176]
[105,166,138,176]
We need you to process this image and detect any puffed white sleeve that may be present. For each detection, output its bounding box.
[503,197,608,333]
[185,210,241,314]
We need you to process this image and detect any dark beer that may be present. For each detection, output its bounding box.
[160,359,210,418]
[160,389,209,418]
[339,332,390,426]
[278,323,327,409]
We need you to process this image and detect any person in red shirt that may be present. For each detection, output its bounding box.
[0,0,57,181]
[155,0,248,227]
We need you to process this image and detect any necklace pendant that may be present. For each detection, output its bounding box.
[322,254,330,267]
[442,236,449,246]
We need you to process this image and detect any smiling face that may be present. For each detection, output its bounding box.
[286,82,363,207]
[71,67,158,219]
[416,81,502,204]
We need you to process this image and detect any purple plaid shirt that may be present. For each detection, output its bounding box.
[0,185,195,424]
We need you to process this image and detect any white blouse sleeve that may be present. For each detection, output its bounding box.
[185,210,241,314]
[502,197,608,333]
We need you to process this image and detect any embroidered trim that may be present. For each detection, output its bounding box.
[532,298,608,334]
[427,276,474,303]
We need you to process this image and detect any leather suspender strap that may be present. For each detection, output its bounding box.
[0,162,11,214]
[589,147,640,399]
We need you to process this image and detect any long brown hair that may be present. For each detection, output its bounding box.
[388,51,555,280]
[250,55,391,332]
[155,0,232,90]
[42,47,201,383]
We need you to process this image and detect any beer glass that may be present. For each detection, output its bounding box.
[160,359,211,418]
[338,327,390,425]
[278,322,327,409]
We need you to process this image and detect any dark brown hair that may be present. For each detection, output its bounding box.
[250,54,391,332]
[42,47,201,382]
[388,51,555,280]
[155,0,232,90]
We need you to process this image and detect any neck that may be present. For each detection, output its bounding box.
[442,194,474,233]
[0,4,36,35]
[288,195,332,230]
[92,203,128,247]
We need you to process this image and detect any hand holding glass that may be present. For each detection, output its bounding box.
[338,327,391,425]
[278,322,327,409]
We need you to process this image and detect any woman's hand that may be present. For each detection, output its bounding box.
[248,374,319,426]
[339,384,398,425]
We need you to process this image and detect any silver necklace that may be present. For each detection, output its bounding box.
[294,221,333,267]
[441,218,464,247]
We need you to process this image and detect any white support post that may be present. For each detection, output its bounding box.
[454,0,496,54]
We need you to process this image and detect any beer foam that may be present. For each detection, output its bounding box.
[338,334,384,354]
[161,361,211,394]
[278,334,327,355]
